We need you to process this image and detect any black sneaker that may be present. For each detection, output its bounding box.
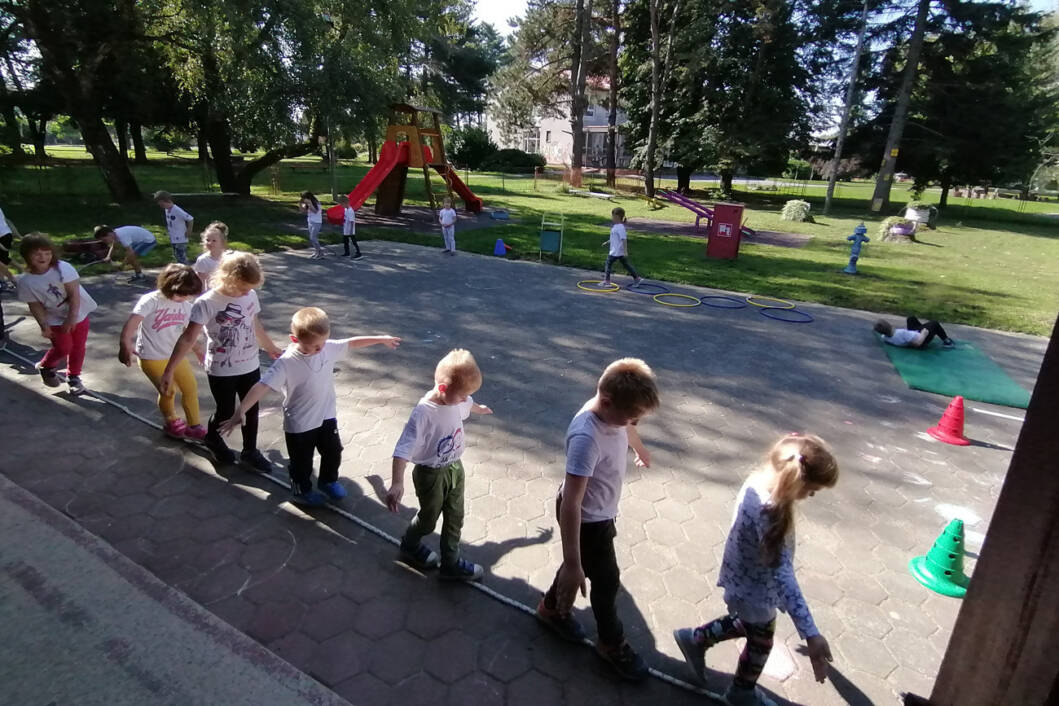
[352,253,364,260]
[439,557,483,582]
[399,543,440,570]
[943,339,955,349]
[595,639,649,682]
[536,596,587,643]
[36,363,62,388]
[240,449,272,473]
[204,435,236,464]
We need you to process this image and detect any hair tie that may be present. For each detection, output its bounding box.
[788,452,803,464]
[438,384,448,393]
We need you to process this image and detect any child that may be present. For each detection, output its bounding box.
[193,222,230,289]
[603,207,643,286]
[385,349,493,581]
[438,198,457,255]
[118,264,206,439]
[673,433,839,706]
[160,252,282,470]
[299,191,325,259]
[339,196,362,259]
[16,233,98,395]
[218,306,401,505]
[537,358,660,681]
[874,316,955,349]
[0,203,19,350]
[154,190,194,265]
[95,224,157,282]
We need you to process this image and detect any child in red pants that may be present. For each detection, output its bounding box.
[17,233,98,395]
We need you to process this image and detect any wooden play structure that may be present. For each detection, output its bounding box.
[328,104,482,223]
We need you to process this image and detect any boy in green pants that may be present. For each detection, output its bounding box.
[386,349,493,581]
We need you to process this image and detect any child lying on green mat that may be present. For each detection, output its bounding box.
[875,316,955,349]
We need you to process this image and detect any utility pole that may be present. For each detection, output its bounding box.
[825,0,870,216]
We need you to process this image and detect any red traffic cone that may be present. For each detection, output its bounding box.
[927,396,970,446]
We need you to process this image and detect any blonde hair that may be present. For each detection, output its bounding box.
[598,358,660,416]
[759,433,839,566]
[435,349,482,395]
[152,190,173,203]
[291,306,330,340]
[201,222,229,249]
[210,251,263,291]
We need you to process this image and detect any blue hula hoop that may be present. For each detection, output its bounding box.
[700,295,747,309]
[759,307,814,324]
[624,282,670,295]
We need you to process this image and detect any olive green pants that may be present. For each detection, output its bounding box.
[400,460,465,568]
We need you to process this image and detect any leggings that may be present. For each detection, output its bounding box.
[441,226,456,252]
[694,614,776,691]
[342,234,361,256]
[307,222,322,252]
[139,357,201,425]
[604,255,639,279]
[907,316,949,347]
[41,317,90,376]
[206,369,260,452]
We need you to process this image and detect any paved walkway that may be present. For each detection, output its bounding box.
[0,240,1046,704]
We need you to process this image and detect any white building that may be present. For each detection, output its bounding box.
[486,79,633,168]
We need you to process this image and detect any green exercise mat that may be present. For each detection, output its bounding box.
[880,340,1032,409]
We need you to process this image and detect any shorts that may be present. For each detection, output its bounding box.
[130,240,157,257]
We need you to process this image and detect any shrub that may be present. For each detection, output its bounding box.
[448,126,497,170]
[780,199,814,223]
[480,148,545,174]
[333,141,357,160]
[878,216,915,241]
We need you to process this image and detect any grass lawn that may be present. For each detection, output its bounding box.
[2,151,1057,335]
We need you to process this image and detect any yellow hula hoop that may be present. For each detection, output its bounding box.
[577,279,621,293]
[746,295,795,310]
[653,293,702,308]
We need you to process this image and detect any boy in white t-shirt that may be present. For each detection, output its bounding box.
[220,307,400,505]
[154,190,193,264]
[603,207,643,286]
[94,224,157,282]
[438,198,458,255]
[386,349,493,581]
[537,358,660,682]
[339,196,362,259]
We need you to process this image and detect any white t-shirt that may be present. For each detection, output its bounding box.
[17,261,98,326]
[260,340,346,433]
[114,225,156,248]
[190,289,262,376]
[561,402,630,523]
[165,205,193,244]
[194,252,224,280]
[608,223,628,257]
[0,205,11,236]
[306,202,323,225]
[393,394,474,468]
[439,208,457,228]
[132,290,193,360]
[882,328,921,347]
[343,207,356,236]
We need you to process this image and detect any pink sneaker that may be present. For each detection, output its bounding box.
[183,424,207,441]
[163,419,188,439]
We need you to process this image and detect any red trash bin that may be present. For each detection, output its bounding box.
[707,202,744,259]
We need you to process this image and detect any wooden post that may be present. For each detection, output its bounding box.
[904,313,1059,705]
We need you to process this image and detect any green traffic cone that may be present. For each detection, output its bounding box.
[909,519,971,598]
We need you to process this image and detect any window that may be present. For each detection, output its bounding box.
[522,129,540,154]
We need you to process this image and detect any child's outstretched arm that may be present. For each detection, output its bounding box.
[627,424,650,468]
[160,322,204,394]
[555,474,589,610]
[253,316,283,358]
[218,382,270,436]
[385,457,409,511]
[343,335,402,350]
[118,314,144,366]
[470,402,493,415]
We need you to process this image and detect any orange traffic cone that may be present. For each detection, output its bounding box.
[927,396,970,446]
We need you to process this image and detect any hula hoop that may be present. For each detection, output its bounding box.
[624,282,670,295]
[700,295,747,309]
[746,295,795,310]
[759,307,814,324]
[653,293,701,308]
[577,279,620,293]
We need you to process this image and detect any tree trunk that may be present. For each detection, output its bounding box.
[196,123,210,162]
[78,115,143,201]
[29,117,47,159]
[204,117,238,193]
[1,103,24,156]
[677,165,693,193]
[644,0,682,198]
[232,141,316,195]
[721,169,733,195]
[870,0,931,213]
[130,121,147,164]
[939,178,950,209]
[824,0,869,216]
[569,0,593,189]
[115,117,129,163]
[605,0,621,188]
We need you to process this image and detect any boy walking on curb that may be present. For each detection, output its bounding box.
[537,357,660,681]
[386,348,493,581]
[154,190,193,264]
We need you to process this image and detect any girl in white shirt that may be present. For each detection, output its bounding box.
[673,433,839,706]
[299,191,325,259]
[193,221,230,289]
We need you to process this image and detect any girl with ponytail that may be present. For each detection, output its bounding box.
[673,433,839,706]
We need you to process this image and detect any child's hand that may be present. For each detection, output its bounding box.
[473,404,493,415]
[266,344,282,360]
[385,482,404,512]
[40,325,52,340]
[118,346,134,367]
[59,321,73,334]
[634,448,651,468]
[806,634,833,683]
[218,412,244,437]
[555,562,587,612]
[159,370,175,396]
[380,336,401,349]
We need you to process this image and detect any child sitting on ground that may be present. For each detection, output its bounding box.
[219,306,400,505]
[193,222,230,289]
[386,349,493,581]
[673,433,838,706]
[874,316,954,349]
[119,264,207,439]
[17,233,98,395]
[161,251,282,470]
[537,358,660,682]
[603,207,643,286]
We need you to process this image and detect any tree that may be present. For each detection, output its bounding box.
[605,0,621,187]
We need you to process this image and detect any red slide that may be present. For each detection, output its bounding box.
[433,164,483,213]
[338,140,409,217]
